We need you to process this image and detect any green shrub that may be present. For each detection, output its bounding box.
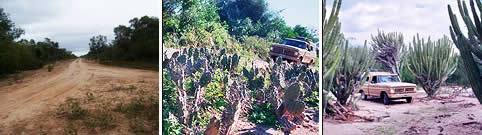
[83,109,116,130]
[204,69,228,111]
[249,103,278,126]
[47,64,54,72]
[57,99,88,120]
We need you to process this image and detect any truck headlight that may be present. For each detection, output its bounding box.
[294,52,298,55]
[270,47,273,51]
[390,88,394,93]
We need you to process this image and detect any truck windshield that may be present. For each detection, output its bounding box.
[378,75,401,83]
[281,39,306,49]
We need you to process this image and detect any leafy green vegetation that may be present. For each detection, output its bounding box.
[162,0,317,60]
[85,16,158,68]
[0,8,76,77]
[249,103,278,126]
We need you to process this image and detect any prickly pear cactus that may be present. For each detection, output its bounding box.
[283,83,305,116]
[163,46,244,133]
[243,67,264,91]
[276,83,305,132]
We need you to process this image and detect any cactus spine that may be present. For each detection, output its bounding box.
[405,34,457,98]
[448,0,482,103]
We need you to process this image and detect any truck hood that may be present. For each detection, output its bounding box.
[271,44,302,51]
[376,82,417,87]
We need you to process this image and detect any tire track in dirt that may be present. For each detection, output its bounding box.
[0,58,155,125]
[0,59,90,124]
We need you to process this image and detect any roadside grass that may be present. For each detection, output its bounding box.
[57,83,158,134]
[99,60,158,71]
[114,89,159,134]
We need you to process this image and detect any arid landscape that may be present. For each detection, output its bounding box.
[0,59,158,134]
[323,88,482,135]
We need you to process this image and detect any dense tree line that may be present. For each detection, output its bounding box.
[0,8,76,76]
[162,0,318,49]
[86,16,159,63]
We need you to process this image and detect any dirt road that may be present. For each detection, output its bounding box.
[0,58,158,133]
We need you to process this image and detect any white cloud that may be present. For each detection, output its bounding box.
[339,0,462,46]
[0,0,160,56]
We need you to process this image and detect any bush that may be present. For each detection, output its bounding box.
[57,99,88,120]
[47,64,53,72]
[249,103,278,126]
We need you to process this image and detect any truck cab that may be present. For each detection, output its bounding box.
[269,37,317,64]
[359,72,417,105]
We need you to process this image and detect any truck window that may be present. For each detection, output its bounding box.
[378,75,401,83]
[371,76,377,83]
[281,39,307,49]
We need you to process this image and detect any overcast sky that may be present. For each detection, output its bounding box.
[328,0,463,46]
[0,0,160,56]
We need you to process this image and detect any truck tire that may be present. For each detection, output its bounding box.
[361,91,367,100]
[382,93,390,105]
[406,97,412,103]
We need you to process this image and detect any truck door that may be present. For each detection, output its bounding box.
[369,76,378,96]
[365,76,371,96]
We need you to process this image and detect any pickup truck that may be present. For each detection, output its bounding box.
[359,72,417,105]
[269,37,317,64]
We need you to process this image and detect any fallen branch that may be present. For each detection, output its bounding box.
[346,113,374,122]
[328,101,347,120]
[336,102,349,113]
[462,121,480,125]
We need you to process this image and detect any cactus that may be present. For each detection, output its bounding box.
[448,0,482,103]
[331,41,375,105]
[405,34,457,98]
[218,80,248,135]
[163,46,244,133]
[322,0,343,114]
[283,83,305,116]
[243,67,264,91]
[371,30,405,76]
[276,83,305,132]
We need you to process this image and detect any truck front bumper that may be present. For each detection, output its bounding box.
[269,52,300,62]
[388,93,417,98]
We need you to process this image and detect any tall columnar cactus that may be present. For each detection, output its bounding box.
[322,0,343,114]
[405,34,457,98]
[331,41,375,105]
[371,30,405,76]
[448,0,482,103]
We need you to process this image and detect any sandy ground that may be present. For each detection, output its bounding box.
[323,89,482,135]
[0,58,158,134]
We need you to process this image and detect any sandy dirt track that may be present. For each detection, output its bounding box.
[0,58,158,128]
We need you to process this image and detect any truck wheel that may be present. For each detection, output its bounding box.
[382,93,390,105]
[361,91,367,100]
[406,97,412,103]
